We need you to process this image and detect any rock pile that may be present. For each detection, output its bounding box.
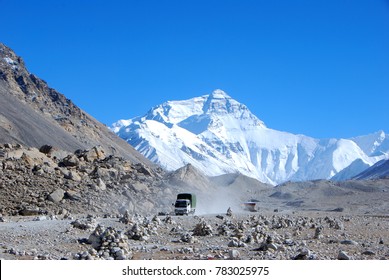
[74,225,132,260]
[125,214,161,241]
[71,215,97,230]
[193,219,213,236]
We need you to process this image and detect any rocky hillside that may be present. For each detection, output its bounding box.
[2,142,388,218]
[0,143,271,217]
[0,43,149,164]
[0,143,168,217]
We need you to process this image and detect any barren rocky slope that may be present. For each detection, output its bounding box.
[0,43,150,164]
[0,144,167,217]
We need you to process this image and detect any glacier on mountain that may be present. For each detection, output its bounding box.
[111,89,389,185]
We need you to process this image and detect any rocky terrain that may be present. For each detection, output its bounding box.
[0,42,150,164]
[1,143,388,260]
[0,143,168,217]
[1,208,388,260]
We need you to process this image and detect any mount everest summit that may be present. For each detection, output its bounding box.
[112,90,389,185]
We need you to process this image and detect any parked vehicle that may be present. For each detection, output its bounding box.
[242,199,259,212]
[174,193,196,215]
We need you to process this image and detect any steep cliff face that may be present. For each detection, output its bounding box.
[0,43,151,165]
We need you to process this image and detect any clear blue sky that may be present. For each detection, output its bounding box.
[1,0,388,138]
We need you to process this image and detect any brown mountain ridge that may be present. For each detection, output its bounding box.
[0,42,149,165]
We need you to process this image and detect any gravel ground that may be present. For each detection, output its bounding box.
[1,209,388,260]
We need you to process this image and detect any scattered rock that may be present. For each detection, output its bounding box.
[48,188,65,203]
[33,216,47,221]
[226,207,233,217]
[340,240,358,246]
[228,237,246,248]
[119,210,133,224]
[19,207,44,216]
[130,182,149,193]
[362,250,375,256]
[126,223,149,241]
[39,145,53,155]
[180,233,197,244]
[61,154,79,167]
[228,249,240,260]
[71,216,96,230]
[64,190,81,201]
[84,146,106,162]
[314,225,323,239]
[338,250,351,260]
[193,219,213,236]
[293,247,312,260]
[133,163,153,176]
[65,170,82,182]
[325,217,344,230]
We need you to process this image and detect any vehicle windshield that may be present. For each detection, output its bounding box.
[175,200,188,207]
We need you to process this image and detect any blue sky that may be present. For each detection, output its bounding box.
[1,0,388,138]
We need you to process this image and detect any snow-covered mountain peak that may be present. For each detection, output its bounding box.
[198,90,266,130]
[209,89,231,98]
[113,89,265,130]
[203,89,242,114]
[351,130,388,157]
[112,90,389,184]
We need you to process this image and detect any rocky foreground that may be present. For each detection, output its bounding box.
[1,143,388,260]
[1,210,388,260]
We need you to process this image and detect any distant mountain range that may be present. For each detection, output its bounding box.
[112,90,389,184]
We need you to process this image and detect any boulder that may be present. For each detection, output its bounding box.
[228,249,240,260]
[340,240,358,246]
[19,207,44,216]
[130,182,149,193]
[96,178,106,191]
[65,170,82,182]
[48,188,65,203]
[84,146,106,162]
[133,163,153,176]
[61,154,79,167]
[71,216,96,230]
[338,250,351,260]
[293,247,312,260]
[226,207,233,216]
[314,225,323,239]
[39,145,53,154]
[6,149,23,159]
[65,190,81,201]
